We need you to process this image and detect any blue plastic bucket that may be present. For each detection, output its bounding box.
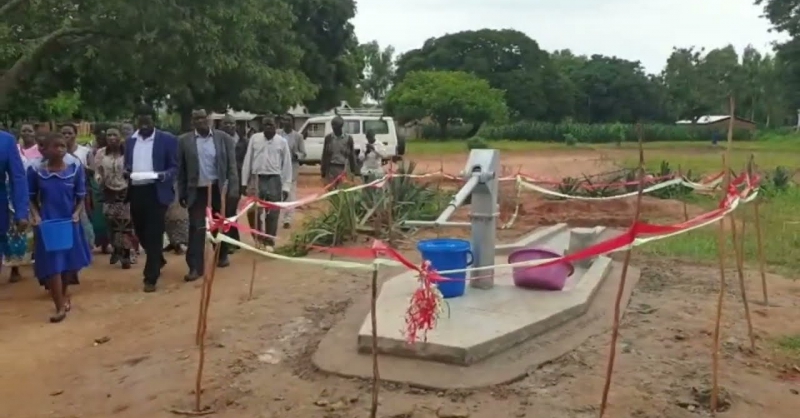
[39,219,74,251]
[416,238,473,298]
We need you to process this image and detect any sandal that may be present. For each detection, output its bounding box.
[49,310,67,323]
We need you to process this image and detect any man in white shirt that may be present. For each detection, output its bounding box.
[277,114,306,228]
[240,116,291,251]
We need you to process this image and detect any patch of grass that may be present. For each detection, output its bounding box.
[640,188,800,273]
[624,151,798,174]
[407,139,800,158]
[406,139,578,155]
[775,334,800,353]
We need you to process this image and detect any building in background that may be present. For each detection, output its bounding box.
[675,115,757,132]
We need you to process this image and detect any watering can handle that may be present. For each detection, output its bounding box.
[466,250,474,266]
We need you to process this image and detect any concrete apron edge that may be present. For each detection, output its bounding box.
[355,256,613,366]
[312,261,640,390]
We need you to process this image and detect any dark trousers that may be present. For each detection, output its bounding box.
[254,174,283,246]
[186,185,229,274]
[129,184,167,284]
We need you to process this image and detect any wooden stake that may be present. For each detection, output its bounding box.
[728,213,756,351]
[711,212,727,415]
[369,265,380,418]
[678,165,689,221]
[598,123,646,418]
[712,95,737,414]
[196,184,214,345]
[749,156,768,307]
[195,182,228,411]
[247,258,257,300]
[724,98,755,352]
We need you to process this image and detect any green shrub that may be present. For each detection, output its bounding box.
[420,124,475,140]
[466,136,489,149]
[477,121,755,142]
[564,133,577,146]
[276,161,452,256]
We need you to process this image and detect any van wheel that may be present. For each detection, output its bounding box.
[396,136,406,156]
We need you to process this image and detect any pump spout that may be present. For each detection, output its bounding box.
[435,175,479,223]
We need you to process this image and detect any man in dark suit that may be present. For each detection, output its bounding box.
[178,109,239,282]
[124,104,179,293]
[220,114,247,248]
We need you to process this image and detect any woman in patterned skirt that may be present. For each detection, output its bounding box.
[163,182,188,255]
[89,125,111,254]
[4,138,33,283]
[94,128,134,268]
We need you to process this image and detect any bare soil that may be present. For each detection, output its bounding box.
[1,150,798,418]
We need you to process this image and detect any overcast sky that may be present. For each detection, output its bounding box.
[352,0,787,74]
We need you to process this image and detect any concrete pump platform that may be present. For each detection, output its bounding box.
[313,224,640,389]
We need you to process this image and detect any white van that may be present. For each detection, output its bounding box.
[298,109,405,165]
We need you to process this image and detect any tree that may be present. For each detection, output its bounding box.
[758,0,800,120]
[661,47,713,121]
[0,0,362,127]
[385,71,508,137]
[568,55,664,123]
[359,41,395,104]
[288,0,362,113]
[395,29,550,119]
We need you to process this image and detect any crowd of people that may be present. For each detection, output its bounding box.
[0,104,384,323]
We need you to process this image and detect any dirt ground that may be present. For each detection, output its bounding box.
[1,150,799,418]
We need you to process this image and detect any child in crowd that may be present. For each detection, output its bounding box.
[359,129,385,182]
[28,132,92,323]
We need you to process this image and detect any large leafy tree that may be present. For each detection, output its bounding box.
[569,55,663,123]
[359,40,395,104]
[385,70,508,137]
[757,0,800,121]
[288,0,362,112]
[0,0,362,127]
[395,29,550,119]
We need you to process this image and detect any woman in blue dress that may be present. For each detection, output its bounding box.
[28,132,92,323]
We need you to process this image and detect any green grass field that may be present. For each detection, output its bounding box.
[408,139,800,274]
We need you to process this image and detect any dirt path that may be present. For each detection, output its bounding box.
[1,254,798,418]
[1,150,798,417]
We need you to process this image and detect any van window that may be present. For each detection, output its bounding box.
[364,120,389,134]
[304,122,325,137]
[343,120,360,134]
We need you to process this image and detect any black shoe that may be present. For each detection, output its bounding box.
[216,257,230,268]
[143,283,157,293]
[162,243,175,252]
[184,271,202,282]
[110,253,119,265]
[121,259,131,269]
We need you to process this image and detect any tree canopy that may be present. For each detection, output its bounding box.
[359,41,395,105]
[2,4,795,131]
[0,0,361,126]
[395,29,550,120]
[385,70,508,137]
[757,0,800,119]
[393,28,791,127]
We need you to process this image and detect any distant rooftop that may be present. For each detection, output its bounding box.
[675,115,754,125]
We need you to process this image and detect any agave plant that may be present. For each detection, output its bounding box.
[581,173,625,197]
[554,176,581,199]
[277,160,452,254]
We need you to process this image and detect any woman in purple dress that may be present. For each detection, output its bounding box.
[28,132,92,323]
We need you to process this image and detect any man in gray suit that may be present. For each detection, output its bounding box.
[178,109,239,282]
